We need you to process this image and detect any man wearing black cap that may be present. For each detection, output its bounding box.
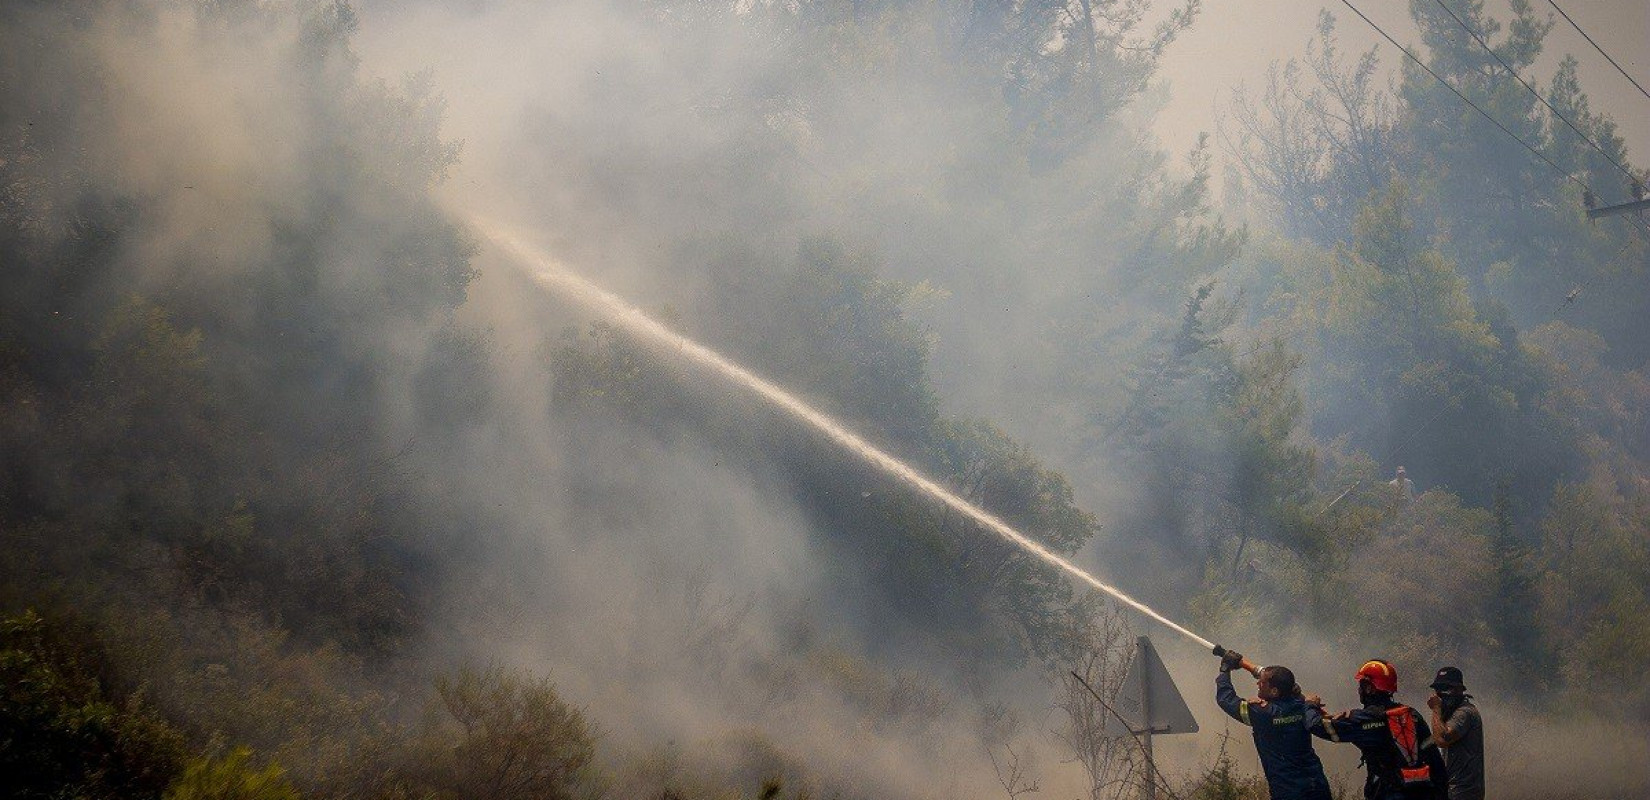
[1426,667,1483,800]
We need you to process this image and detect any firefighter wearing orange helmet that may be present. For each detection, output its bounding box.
[1307,659,1448,799]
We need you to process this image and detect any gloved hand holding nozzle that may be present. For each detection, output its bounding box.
[1213,645,1261,677]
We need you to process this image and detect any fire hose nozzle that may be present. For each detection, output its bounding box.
[1212,644,1261,677]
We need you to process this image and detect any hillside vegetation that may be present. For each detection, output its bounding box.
[2,1,1646,798]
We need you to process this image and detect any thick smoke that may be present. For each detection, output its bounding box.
[364,1,1224,793]
[3,1,1158,794]
[6,0,1648,797]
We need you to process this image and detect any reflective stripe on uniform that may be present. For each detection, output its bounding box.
[1239,701,1250,725]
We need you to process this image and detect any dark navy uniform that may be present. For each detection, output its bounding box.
[1216,672,1333,800]
[1311,701,1448,799]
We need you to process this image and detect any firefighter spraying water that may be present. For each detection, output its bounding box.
[1213,648,1334,800]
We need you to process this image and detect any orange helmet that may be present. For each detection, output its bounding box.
[1356,659,1398,693]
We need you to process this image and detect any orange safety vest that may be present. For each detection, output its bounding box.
[1384,705,1433,789]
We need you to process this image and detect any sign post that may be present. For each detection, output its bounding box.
[1106,635,1199,800]
[1140,636,1156,800]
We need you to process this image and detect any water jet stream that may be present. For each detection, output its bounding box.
[476,219,1217,651]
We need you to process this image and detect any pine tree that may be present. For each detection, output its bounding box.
[1490,480,1547,677]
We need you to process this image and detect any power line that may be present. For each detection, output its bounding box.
[1335,0,1650,237]
[1547,0,1650,104]
[1430,0,1640,188]
[1246,5,1644,525]
[1336,0,1582,192]
[1550,237,1636,318]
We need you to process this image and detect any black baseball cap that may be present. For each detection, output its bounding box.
[1429,666,1466,690]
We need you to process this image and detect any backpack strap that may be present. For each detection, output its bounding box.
[1385,705,1435,789]
[1384,705,1421,766]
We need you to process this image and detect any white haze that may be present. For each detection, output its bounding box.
[13,0,1642,795]
[340,1,1650,796]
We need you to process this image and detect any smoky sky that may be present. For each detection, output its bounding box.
[1153,0,1650,187]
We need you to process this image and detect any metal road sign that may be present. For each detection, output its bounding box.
[1106,635,1200,736]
